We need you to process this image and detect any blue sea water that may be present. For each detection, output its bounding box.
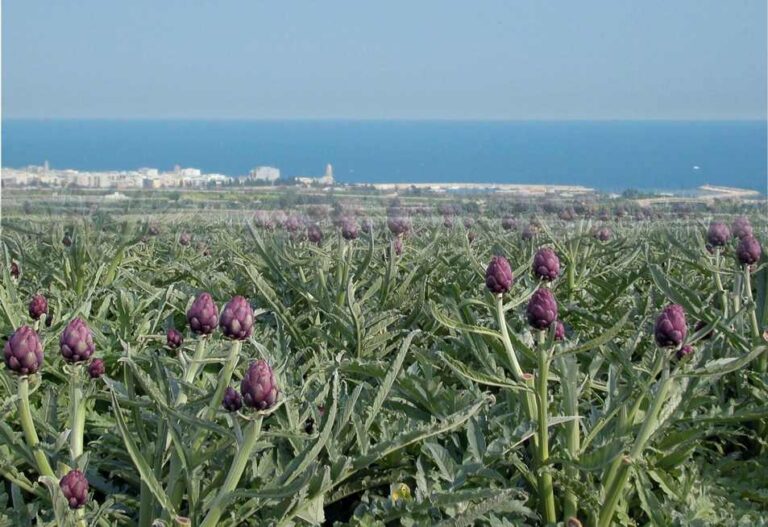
[2,119,766,192]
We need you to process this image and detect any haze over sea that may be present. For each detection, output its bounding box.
[2,119,766,193]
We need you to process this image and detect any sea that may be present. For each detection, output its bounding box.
[2,119,766,193]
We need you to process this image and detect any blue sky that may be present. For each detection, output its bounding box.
[2,0,766,119]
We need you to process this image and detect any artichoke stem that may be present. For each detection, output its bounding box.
[598,366,672,527]
[536,331,556,524]
[69,366,86,464]
[18,376,55,478]
[200,416,263,527]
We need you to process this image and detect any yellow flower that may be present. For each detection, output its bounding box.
[390,482,412,503]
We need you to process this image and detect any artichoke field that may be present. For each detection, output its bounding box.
[0,201,767,526]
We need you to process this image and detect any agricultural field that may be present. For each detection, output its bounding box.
[0,191,767,526]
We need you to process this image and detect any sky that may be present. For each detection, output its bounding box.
[2,1,766,120]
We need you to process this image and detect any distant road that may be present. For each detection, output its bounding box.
[635,185,763,207]
[367,182,595,195]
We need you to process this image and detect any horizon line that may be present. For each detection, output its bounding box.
[3,117,767,123]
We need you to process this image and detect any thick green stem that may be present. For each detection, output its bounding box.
[733,273,742,316]
[714,250,728,318]
[167,337,208,512]
[69,366,86,463]
[561,360,580,522]
[175,338,208,408]
[598,368,673,527]
[17,376,55,478]
[496,295,539,432]
[496,295,525,381]
[536,332,556,524]
[601,382,652,498]
[743,265,761,341]
[70,367,88,527]
[567,261,576,300]
[191,340,243,456]
[200,416,263,527]
[205,340,242,421]
[335,239,348,307]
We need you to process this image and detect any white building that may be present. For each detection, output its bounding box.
[295,164,335,186]
[318,163,335,185]
[249,166,280,182]
[178,167,202,177]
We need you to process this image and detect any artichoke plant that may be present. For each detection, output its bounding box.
[59,318,95,363]
[485,255,514,294]
[526,288,558,330]
[532,247,560,281]
[4,325,44,375]
[240,359,279,410]
[654,304,687,348]
[219,296,254,340]
[28,294,48,321]
[59,469,89,509]
[187,292,219,335]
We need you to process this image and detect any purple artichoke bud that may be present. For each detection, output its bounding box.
[485,256,514,295]
[521,224,537,241]
[676,344,694,360]
[59,318,95,363]
[595,227,612,242]
[732,216,753,240]
[467,231,476,244]
[254,211,275,231]
[560,208,576,222]
[179,232,192,246]
[361,218,373,233]
[342,220,359,241]
[219,296,254,340]
[554,320,565,341]
[526,288,558,330]
[62,235,72,247]
[654,304,687,348]
[706,222,730,247]
[240,359,279,410]
[694,320,713,340]
[28,294,49,320]
[166,328,184,349]
[60,469,89,509]
[387,216,411,236]
[4,326,44,375]
[736,236,762,266]
[502,216,517,231]
[443,216,453,229]
[283,215,302,233]
[148,225,160,236]
[463,217,475,229]
[10,262,20,279]
[532,248,560,281]
[307,224,323,244]
[187,293,219,335]
[222,386,243,412]
[88,358,105,379]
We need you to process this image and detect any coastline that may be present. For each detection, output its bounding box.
[361,182,595,195]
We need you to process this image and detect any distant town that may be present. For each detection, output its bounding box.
[1,163,335,189]
[5,163,759,203]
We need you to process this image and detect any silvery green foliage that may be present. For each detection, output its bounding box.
[0,198,765,526]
